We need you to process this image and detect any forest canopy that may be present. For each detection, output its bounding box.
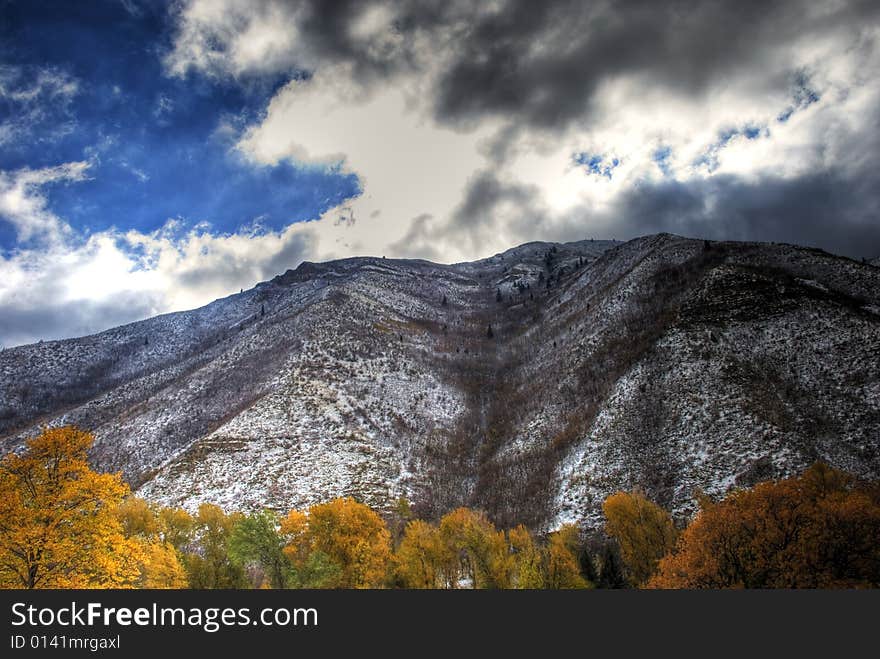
[1,427,877,589]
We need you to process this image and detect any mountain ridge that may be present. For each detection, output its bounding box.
[2,233,878,530]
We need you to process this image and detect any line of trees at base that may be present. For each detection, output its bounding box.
[1,427,878,589]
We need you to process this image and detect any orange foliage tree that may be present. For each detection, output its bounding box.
[0,426,139,588]
[649,463,880,588]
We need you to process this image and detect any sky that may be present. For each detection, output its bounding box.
[1,0,879,347]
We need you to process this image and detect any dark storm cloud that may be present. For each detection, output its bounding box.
[395,171,547,259]
[0,291,162,348]
[260,229,317,276]
[387,213,443,261]
[163,0,880,259]
[437,96,880,260]
[440,170,547,253]
[596,102,880,258]
[451,171,541,229]
[368,0,879,262]
[446,160,880,260]
[602,171,880,259]
[253,0,879,133]
[430,0,788,130]
[297,0,413,77]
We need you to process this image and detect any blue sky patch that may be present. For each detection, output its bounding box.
[0,0,360,250]
[574,152,620,179]
[742,125,762,140]
[652,146,672,177]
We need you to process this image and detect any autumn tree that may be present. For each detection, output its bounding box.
[228,510,289,588]
[509,524,544,588]
[0,426,138,589]
[139,542,188,588]
[279,509,342,588]
[287,498,392,589]
[649,463,880,588]
[116,496,162,538]
[388,497,415,548]
[603,490,677,586]
[395,519,451,588]
[439,508,511,588]
[159,506,195,552]
[545,524,589,589]
[185,504,247,589]
[115,497,188,588]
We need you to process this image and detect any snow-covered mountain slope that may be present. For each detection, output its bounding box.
[1,234,878,530]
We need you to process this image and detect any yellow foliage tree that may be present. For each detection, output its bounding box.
[115,497,188,589]
[279,509,309,562]
[509,524,544,589]
[0,426,139,588]
[395,519,452,588]
[545,524,589,589]
[134,539,189,588]
[159,506,195,551]
[649,463,880,589]
[283,498,392,588]
[438,508,512,588]
[116,496,161,537]
[603,490,678,586]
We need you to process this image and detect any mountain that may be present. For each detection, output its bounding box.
[2,234,879,530]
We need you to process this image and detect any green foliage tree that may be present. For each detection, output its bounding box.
[228,510,289,589]
[596,541,627,589]
[578,545,599,584]
[185,504,247,589]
